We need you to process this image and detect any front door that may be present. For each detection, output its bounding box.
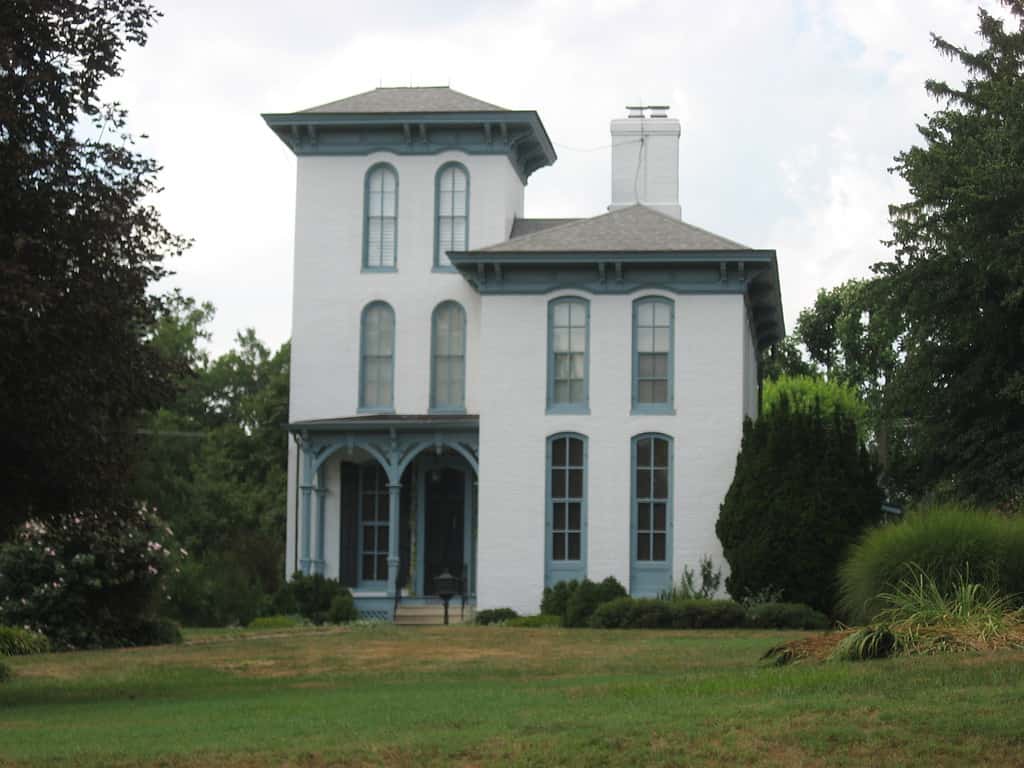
[424,467,465,595]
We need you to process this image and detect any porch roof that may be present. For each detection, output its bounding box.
[288,414,479,434]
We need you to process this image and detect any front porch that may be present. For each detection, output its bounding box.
[290,415,479,622]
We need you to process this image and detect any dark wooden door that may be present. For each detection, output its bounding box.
[424,468,465,595]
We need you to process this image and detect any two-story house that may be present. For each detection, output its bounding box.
[263,87,784,621]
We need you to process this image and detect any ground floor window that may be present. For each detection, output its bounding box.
[546,433,587,585]
[359,463,389,583]
[631,434,673,596]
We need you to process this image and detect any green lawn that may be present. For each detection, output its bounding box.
[1,625,1023,767]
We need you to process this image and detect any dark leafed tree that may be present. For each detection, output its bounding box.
[876,2,1024,507]
[0,1,187,537]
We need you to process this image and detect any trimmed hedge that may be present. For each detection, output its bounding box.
[745,603,830,630]
[327,592,357,624]
[248,615,303,630]
[475,608,519,626]
[0,626,50,656]
[504,614,561,628]
[589,598,746,629]
[838,504,1024,623]
[564,577,628,627]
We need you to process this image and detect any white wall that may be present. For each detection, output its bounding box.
[289,151,524,423]
[476,290,748,614]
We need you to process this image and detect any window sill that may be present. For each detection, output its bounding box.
[546,405,591,416]
[361,266,398,274]
[428,406,466,415]
[357,407,395,415]
[631,405,676,416]
[432,265,459,274]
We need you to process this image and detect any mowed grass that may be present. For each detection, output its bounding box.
[1,625,1023,767]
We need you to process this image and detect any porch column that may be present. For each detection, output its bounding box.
[386,481,401,597]
[313,471,327,576]
[299,446,314,575]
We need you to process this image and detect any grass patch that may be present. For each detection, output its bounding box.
[1,625,1023,766]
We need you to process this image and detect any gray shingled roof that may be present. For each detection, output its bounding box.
[510,218,582,239]
[301,86,506,114]
[479,204,749,253]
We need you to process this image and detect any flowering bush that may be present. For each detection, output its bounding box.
[0,504,184,649]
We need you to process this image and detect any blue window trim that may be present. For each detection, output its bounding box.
[433,161,470,273]
[631,296,676,415]
[544,432,588,587]
[629,433,674,597]
[357,462,390,589]
[429,300,467,414]
[546,296,590,415]
[361,162,399,273]
[358,300,396,414]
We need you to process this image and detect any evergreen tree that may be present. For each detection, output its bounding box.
[716,394,883,614]
[877,2,1024,505]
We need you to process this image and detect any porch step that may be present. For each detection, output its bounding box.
[394,602,476,626]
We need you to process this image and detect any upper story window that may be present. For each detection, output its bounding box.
[435,163,469,270]
[359,301,395,411]
[633,297,674,413]
[430,301,467,412]
[547,297,589,414]
[363,164,398,271]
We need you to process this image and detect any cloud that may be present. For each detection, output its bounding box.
[99,0,996,351]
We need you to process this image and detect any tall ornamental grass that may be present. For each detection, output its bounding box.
[838,504,1024,623]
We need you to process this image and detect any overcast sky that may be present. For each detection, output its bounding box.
[103,0,999,354]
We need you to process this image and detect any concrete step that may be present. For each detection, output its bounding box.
[394,603,475,626]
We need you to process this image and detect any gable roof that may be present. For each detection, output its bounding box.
[301,86,506,114]
[479,205,750,254]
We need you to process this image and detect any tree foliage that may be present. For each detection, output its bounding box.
[717,396,883,614]
[0,0,187,537]
[876,3,1024,505]
[132,297,289,626]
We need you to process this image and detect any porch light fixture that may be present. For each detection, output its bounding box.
[434,570,460,625]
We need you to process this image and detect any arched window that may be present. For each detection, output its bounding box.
[359,301,395,411]
[546,433,587,586]
[547,297,589,413]
[631,433,673,596]
[363,164,398,270]
[430,301,467,412]
[435,163,468,269]
[632,296,674,412]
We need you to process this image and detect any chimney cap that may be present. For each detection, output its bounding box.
[625,104,671,118]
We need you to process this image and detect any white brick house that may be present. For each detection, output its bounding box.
[263,87,784,619]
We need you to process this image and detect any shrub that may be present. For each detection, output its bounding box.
[475,608,519,626]
[669,599,746,629]
[0,626,50,656]
[0,661,9,683]
[165,556,266,628]
[763,375,867,440]
[659,555,723,600]
[540,580,578,617]
[717,392,883,615]
[504,614,562,628]
[126,617,182,646]
[327,592,357,624]
[745,603,830,630]
[590,597,747,630]
[590,598,671,629]
[247,615,303,630]
[564,577,628,627]
[281,573,351,625]
[838,504,1024,623]
[0,505,184,649]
